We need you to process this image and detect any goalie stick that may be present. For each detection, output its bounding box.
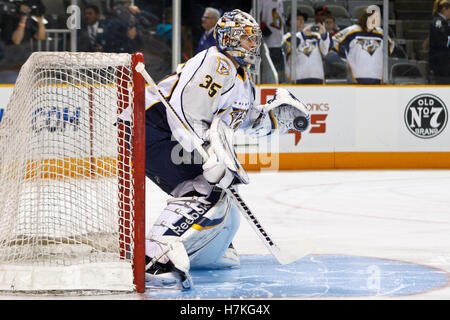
[135,62,312,265]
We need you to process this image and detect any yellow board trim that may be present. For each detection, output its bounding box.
[26,157,118,179]
[0,157,119,180]
[2,152,450,181]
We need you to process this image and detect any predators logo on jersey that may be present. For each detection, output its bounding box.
[218,107,248,130]
[297,40,317,57]
[229,108,248,129]
[216,57,231,76]
[356,38,382,56]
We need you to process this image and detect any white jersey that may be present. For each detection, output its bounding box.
[258,0,285,48]
[283,31,332,81]
[145,46,255,152]
[333,25,394,80]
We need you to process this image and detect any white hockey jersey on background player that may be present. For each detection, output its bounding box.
[283,31,332,81]
[333,25,394,81]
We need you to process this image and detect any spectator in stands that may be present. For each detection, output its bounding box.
[314,6,339,37]
[323,14,339,37]
[156,7,173,45]
[282,10,332,84]
[155,6,195,61]
[77,5,104,52]
[322,12,341,63]
[0,0,46,78]
[2,1,46,45]
[101,1,147,54]
[314,5,331,24]
[0,15,5,61]
[259,0,286,83]
[197,7,221,53]
[428,0,450,83]
[332,5,394,84]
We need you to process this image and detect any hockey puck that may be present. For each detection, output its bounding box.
[293,116,309,132]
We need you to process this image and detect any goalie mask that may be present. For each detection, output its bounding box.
[214,9,262,73]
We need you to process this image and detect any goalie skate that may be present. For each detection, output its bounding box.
[145,260,193,290]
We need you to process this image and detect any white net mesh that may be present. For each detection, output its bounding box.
[0,52,139,292]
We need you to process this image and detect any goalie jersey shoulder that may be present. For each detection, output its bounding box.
[183,46,237,98]
[143,47,237,112]
[147,46,256,151]
[176,46,257,137]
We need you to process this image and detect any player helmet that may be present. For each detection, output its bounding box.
[214,9,262,73]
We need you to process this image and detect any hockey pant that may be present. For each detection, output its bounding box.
[145,109,204,195]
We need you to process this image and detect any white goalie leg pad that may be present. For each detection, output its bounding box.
[146,175,213,264]
[190,203,241,269]
[180,190,233,259]
[146,175,235,288]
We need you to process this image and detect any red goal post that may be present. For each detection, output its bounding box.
[0,52,146,294]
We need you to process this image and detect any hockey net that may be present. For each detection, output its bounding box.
[0,52,146,294]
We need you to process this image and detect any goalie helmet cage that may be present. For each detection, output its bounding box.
[0,52,146,294]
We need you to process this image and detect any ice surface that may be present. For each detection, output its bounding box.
[144,169,450,299]
[2,170,450,299]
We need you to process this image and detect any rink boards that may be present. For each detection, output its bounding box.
[236,85,450,170]
[1,84,449,170]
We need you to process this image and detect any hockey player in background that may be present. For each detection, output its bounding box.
[142,9,310,289]
[332,5,394,84]
[282,10,332,84]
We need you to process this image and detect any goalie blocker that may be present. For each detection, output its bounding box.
[244,88,311,137]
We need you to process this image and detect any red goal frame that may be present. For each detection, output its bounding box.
[118,52,146,293]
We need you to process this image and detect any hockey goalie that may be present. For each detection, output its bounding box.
[141,9,310,289]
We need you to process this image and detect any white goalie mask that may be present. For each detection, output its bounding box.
[366,5,381,31]
[214,9,262,73]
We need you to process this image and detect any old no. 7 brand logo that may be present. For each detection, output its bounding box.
[404,94,448,139]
